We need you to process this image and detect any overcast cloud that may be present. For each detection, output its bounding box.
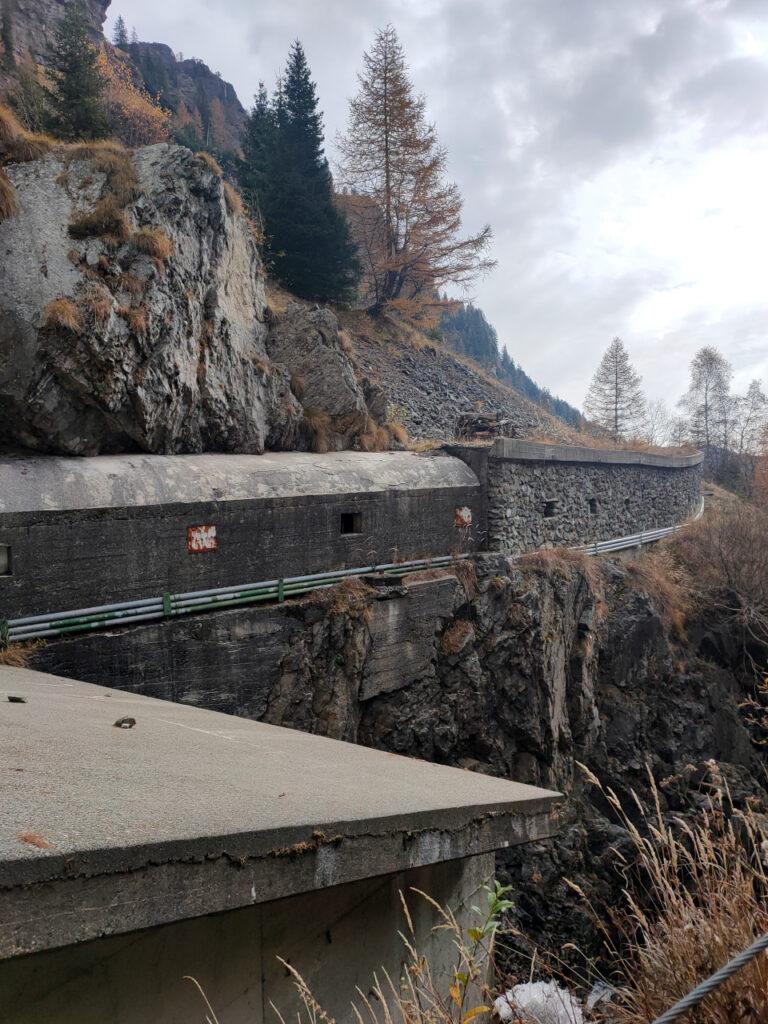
[107,0,768,408]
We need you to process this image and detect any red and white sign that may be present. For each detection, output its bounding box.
[187,525,219,553]
[454,506,473,528]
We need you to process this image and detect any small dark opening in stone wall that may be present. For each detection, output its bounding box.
[624,498,631,511]
[543,500,559,519]
[0,545,11,576]
[588,498,599,515]
[340,512,362,535]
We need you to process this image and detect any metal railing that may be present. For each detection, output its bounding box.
[0,500,705,647]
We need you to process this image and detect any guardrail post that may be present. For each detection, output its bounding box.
[0,619,8,650]
[278,578,285,603]
[162,593,172,617]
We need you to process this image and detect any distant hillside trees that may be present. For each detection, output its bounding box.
[584,337,646,439]
[47,0,108,139]
[238,41,360,303]
[441,302,582,427]
[112,15,128,49]
[337,25,494,318]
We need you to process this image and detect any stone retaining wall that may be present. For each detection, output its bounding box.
[447,440,703,554]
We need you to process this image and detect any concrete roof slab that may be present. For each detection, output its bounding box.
[0,451,479,514]
[0,667,560,958]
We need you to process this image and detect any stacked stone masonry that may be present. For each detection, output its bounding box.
[447,439,703,554]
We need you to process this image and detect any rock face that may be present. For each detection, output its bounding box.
[0,143,306,454]
[266,303,368,443]
[2,0,109,67]
[26,550,762,961]
[126,42,247,157]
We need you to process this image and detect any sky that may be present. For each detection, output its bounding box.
[106,0,768,410]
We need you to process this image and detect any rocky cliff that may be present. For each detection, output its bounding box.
[0,140,369,454]
[0,0,109,69]
[23,547,762,956]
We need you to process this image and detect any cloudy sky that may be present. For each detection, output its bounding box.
[107,0,768,409]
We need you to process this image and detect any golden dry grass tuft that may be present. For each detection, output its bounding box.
[0,168,19,223]
[131,226,173,262]
[223,181,244,216]
[385,420,409,446]
[304,406,333,454]
[43,297,83,334]
[290,374,306,400]
[0,104,53,163]
[520,545,605,594]
[625,549,690,638]
[581,764,768,1024]
[126,306,148,336]
[338,328,355,355]
[196,150,223,176]
[81,287,113,325]
[307,577,375,624]
[440,618,476,655]
[64,140,137,207]
[68,195,132,244]
[0,641,43,668]
[117,272,146,298]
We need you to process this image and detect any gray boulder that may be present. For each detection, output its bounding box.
[0,143,304,455]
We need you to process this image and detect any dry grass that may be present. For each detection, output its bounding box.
[0,168,18,223]
[304,406,333,454]
[520,546,605,594]
[308,577,375,623]
[579,764,768,1024]
[117,272,146,298]
[196,150,223,176]
[528,430,698,458]
[68,195,131,244]
[440,618,476,655]
[0,104,53,163]
[81,287,113,325]
[131,226,173,262]
[338,328,355,355]
[358,415,392,452]
[64,140,137,207]
[0,641,43,668]
[43,297,83,334]
[385,420,409,446]
[125,306,148,336]
[624,550,690,638]
[291,374,306,400]
[223,180,244,216]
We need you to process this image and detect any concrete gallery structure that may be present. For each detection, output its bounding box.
[0,666,560,1024]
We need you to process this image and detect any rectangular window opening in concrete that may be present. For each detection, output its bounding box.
[588,498,599,515]
[340,512,362,535]
[543,500,558,519]
[0,546,10,577]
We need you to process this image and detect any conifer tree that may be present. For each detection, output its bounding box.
[338,25,494,314]
[1,0,15,70]
[584,337,646,439]
[679,346,733,458]
[239,42,360,303]
[112,15,128,48]
[48,0,107,140]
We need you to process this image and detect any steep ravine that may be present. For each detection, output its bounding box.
[24,551,762,956]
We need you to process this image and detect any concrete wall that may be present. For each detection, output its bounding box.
[449,440,703,554]
[0,853,493,1024]
[0,486,481,619]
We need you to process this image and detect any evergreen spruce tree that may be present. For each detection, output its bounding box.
[239,42,360,302]
[112,14,128,48]
[48,0,108,140]
[1,0,15,70]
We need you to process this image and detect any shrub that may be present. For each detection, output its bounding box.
[196,150,223,176]
[131,226,173,262]
[43,297,82,333]
[68,194,131,243]
[0,167,18,223]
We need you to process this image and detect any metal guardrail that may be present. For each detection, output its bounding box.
[0,501,705,647]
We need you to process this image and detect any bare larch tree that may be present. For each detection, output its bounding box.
[336,25,495,317]
[584,337,646,439]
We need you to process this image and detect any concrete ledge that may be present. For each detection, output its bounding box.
[490,439,704,468]
[0,667,560,959]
